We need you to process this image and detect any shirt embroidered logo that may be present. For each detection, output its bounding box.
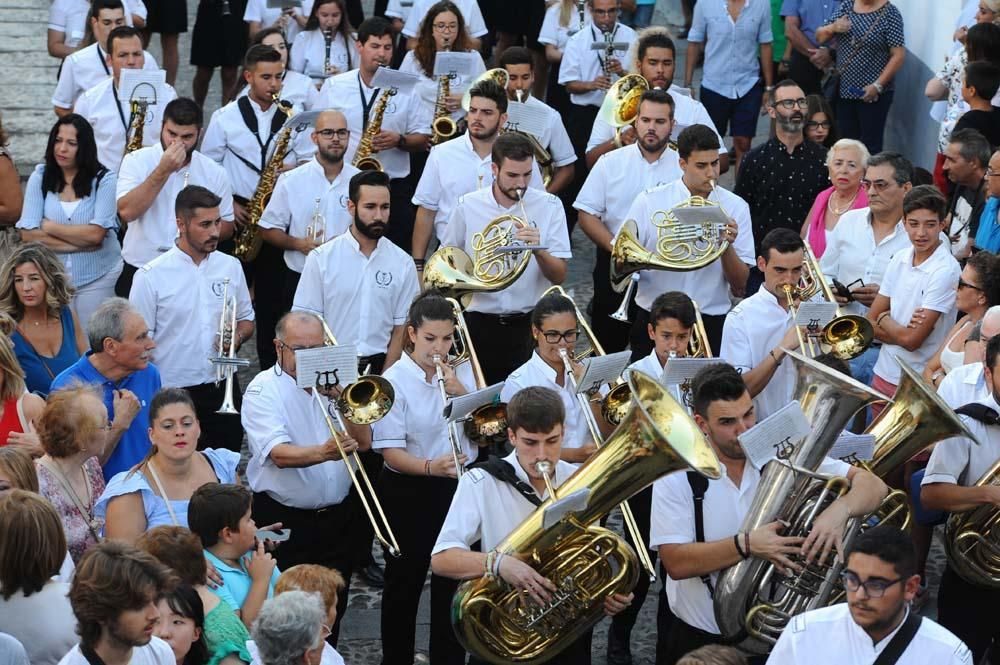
[375,270,393,286]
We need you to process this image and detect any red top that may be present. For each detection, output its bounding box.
[0,396,24,445]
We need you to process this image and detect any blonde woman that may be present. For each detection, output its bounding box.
[0,314,43,454]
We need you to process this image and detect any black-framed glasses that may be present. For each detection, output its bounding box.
[959,278,983,292]
[316,129,350,139]
[277,341,322,353]
[772,98,809,110]
[805,120,832,129]
[840,570,903,598]
[861,178,894,193]
[541,329,580,344]
[987,168,1000,178]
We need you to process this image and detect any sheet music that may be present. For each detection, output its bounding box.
[576,351,631,395]
[294,345,359,389]
[266,0,302,8]
[738,401,812,470]
[589,41,629,51]
[286,110,321,133]
[669,86,692,98]
[660,357,717,386]
[794,302,838,329]
[433,51,481,78]
[370,67,420,95]
[669,204,729,227]
[119,69,167,106]
[446,383,505,422]
[829,433,877,464]
[505,101,550,140]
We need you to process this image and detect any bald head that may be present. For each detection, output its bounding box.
[962,305,1000,365]
[276,311,324,341]
[313,110,349,164]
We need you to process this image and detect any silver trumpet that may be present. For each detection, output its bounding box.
[210,278,250,414]
[304,197,325,244]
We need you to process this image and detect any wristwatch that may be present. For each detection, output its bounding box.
[872,82,884,94]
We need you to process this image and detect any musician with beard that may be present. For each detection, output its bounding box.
[129,186,254,453]
[259,110,360,324]
[117,98,235,298]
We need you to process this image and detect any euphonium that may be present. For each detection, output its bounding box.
[945,460,1000,588]
[597,74,649,147]
[453,370,722,664]
[353,86,397,171]
[124,99,148,155]
[713,350,887,654]
[237,94,293,262]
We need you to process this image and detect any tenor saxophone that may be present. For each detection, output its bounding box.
[124,99,148,155]
[353,87,397,172]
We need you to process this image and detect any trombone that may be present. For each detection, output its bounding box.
[313,318,402,557]
[210,278,249,414]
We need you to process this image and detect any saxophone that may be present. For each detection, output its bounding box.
[353,87,397,172]
[431,73,458,145]
[235,94,293,262]
[124,99,148,155]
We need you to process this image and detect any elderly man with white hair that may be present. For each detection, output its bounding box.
[250,590,336,665]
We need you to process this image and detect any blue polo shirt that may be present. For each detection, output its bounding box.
[780,0,837,47]
[50,352,161,480]
[203,549,281,612]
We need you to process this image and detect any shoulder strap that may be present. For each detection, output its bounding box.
[687,471,714,597]
[472,455,544,507]
[236,96,287,170]
[145,460,182,526]
[956,402,1000,426]
[872,612,922,665]
[15,393,28,433]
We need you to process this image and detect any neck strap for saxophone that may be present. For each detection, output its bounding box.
[110,84,129,133]
[237,96,288,171]
[358,71,381,134]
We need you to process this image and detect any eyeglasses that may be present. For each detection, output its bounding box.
[541,329,580,344]
[959,278,983,292]
[861,178,894,193]
[987,168,1000,178]
[805,120,832,129]
[432,22,458,31]
[592,7,619,16]
[316,129,350,139]
[840,570,903,598]
[277,341,323,353]
[772,98,809,110]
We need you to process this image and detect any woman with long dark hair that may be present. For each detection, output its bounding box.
[289,0,355,87]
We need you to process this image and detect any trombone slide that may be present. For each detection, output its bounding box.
[434,354,465,478]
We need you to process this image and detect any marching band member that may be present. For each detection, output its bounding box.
[626,124,752,360]
[259,110,359,314]
[293,170,420,374]
[574,88,682,353]
[500,291,611,465]
[499,46,576,195]
[652,362,886,664]
[116,98,235,297]
[537,0,591,120]
[47,0,145,59]
[719,229,805,422]
[400,0,487,49]
[440,132,571,385]
[431,386,633,665]
[315,16,432,254]
[584,28,727,171]
[248,28,320,110]
[289,0,355,86]
[241,310,366,645]
[243,0,305,44]
[921,332,1000,664]
[73,25,177,171]
[129,185,254,453]
[412,80,543,271]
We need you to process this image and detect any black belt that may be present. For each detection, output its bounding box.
[476,311,531,326]
[256,490,345,516]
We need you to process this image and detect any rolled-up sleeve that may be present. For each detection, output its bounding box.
[650,474,695,548]
[922,434,972,485]
[371,386,407,449]
[16,166,45,230]
[242,380,291,460]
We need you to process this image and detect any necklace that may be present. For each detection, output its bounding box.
[827,189,859,216]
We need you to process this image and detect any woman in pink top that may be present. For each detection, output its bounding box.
[801,138,870,257]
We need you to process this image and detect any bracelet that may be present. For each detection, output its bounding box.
[872,81,884,94]
[413,258,425,270]
[744,531,751,559]
[484,550,496,579]
[734,533,747,559]
[769,349,782,365]
[764,85,775,92]
[493,552,505,577]
[397,134,406,149]
[876,311,891,327]
[425,459,432,476]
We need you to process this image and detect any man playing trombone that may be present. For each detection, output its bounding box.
[129,185,254,453]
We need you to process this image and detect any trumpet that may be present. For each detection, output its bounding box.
[304,198,325,244]
[210,278,249,414]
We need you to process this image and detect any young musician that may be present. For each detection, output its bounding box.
[289,0,355,86]
[440,132,571,385]
[651,363,887,663]
[400,0,487,48]
[129,186,253,453]
[431,386,633,665]
[247,28,320,110]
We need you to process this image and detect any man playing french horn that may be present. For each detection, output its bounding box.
[651,363,887,664]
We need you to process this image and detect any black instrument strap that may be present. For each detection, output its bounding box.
[96,44,110,75]
[110,84,130,133]
[80,644,108,665]
[358,72,381,134]
[236,96,288,171]
[956,402,1000,426]
[687,471,714,597]
[872,611,922,665]
[473,455,543,507]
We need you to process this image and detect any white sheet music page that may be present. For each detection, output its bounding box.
[446,383,505,422]
[505,101,550,140]
[370,67,420,95]
[433,51,481,79]
[829,433,876,464]
[576,351,631,395]
[294,345,359,389]
[738,401,812,470]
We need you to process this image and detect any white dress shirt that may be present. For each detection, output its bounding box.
[242,368,353,508]
[574,143,683,238]
[52,44,159,110]
[371,352,477,468]
[720,286,796,421]
[432,451,577,553]
[401,0,487,38]
[938,362,989,408]
[129,246,254,388]
[398,49,486,125]
[586,84,728,153]
[767,605,972,665]
[627,178,755,316]
[293,231,420,356]
[73,77,178,171]
[412,132,544,240]
[201,96,304,200]
[258,158,360,272]
[819,209,912,317]
[923,393,1000,488]
[289,29,355,82]
[385,0,412,22]
[58,639,173,665]
[242,0,307,43]
[49,0,144,47]
[116,146,235,267]
[315,70,431,180]
[873,242,961,385]
[650,456,851,634]
[511,95,577,169]
[629,349,665,381]
[236,70,320,111]
[538,3,590,51]
[559,22,638,107]
[440,186,572,315]
[501,352,605,453]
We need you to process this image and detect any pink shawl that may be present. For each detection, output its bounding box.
[807,186,869,257]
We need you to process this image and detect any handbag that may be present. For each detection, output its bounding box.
[820,2,888,104]
[0,148,21,264]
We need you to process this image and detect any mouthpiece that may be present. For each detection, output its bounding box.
[516,89,523,103]
[515,187,526,200]
[534,460,553,476]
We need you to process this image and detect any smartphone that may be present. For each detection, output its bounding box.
[256,528,291,542]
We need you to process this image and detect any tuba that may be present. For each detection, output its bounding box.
[597,74,649,147]
[713,350,887,654]
[353,86,397,172]
[453,370,722,664]
[944,460,1000,588]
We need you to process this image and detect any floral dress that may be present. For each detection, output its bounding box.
[36,456,105,563]
[935,49,969,154]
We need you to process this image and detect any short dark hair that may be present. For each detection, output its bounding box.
[176,185,221,221]
[348,169,390,205]
[492,131,534,165]
[760,228,805,263]
[187,484,252,548]
[106,25,140,54]
[987,332,1000,370]
[468,79,508,114]
[771,78,803,102]
[243,44,282,70]
[638,89,675,119]
[902,184,947,220]
[91,0,125,18]
[499,45,534,70]
[507,386,565,434]
[163,97,203,129]
[949,128,993,168]
[691,363,747,418]
[357,16,393,43]
[636,29,676,61]
[968,251,1000,309]
[965,60,1000,101]
[966,21,1000,63]
[847,527,917,579]
[649,291,695,328]
[867,152,913,186]
[677,124,720,160]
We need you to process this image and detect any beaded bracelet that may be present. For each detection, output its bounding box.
[484,550,497,579]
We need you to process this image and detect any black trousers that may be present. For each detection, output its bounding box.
[378,469,464,665]
[628,308,726,363]
[254,241,289,371]
[468,629,594,665]
[787,50,824,97]
[115,262,141,298]
[938,564,1000,664]
[387,176,416,256]
[184,381,243,453]
[251,491,355,646]
[462,311,533,386]
[659,619,766,665]
[590,247,635,353]
[564,103,601,233]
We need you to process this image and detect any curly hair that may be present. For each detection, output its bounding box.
[0,312,26,401]
[413,1,475,77]
[38,384,105,459]
[0,243,76,321]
